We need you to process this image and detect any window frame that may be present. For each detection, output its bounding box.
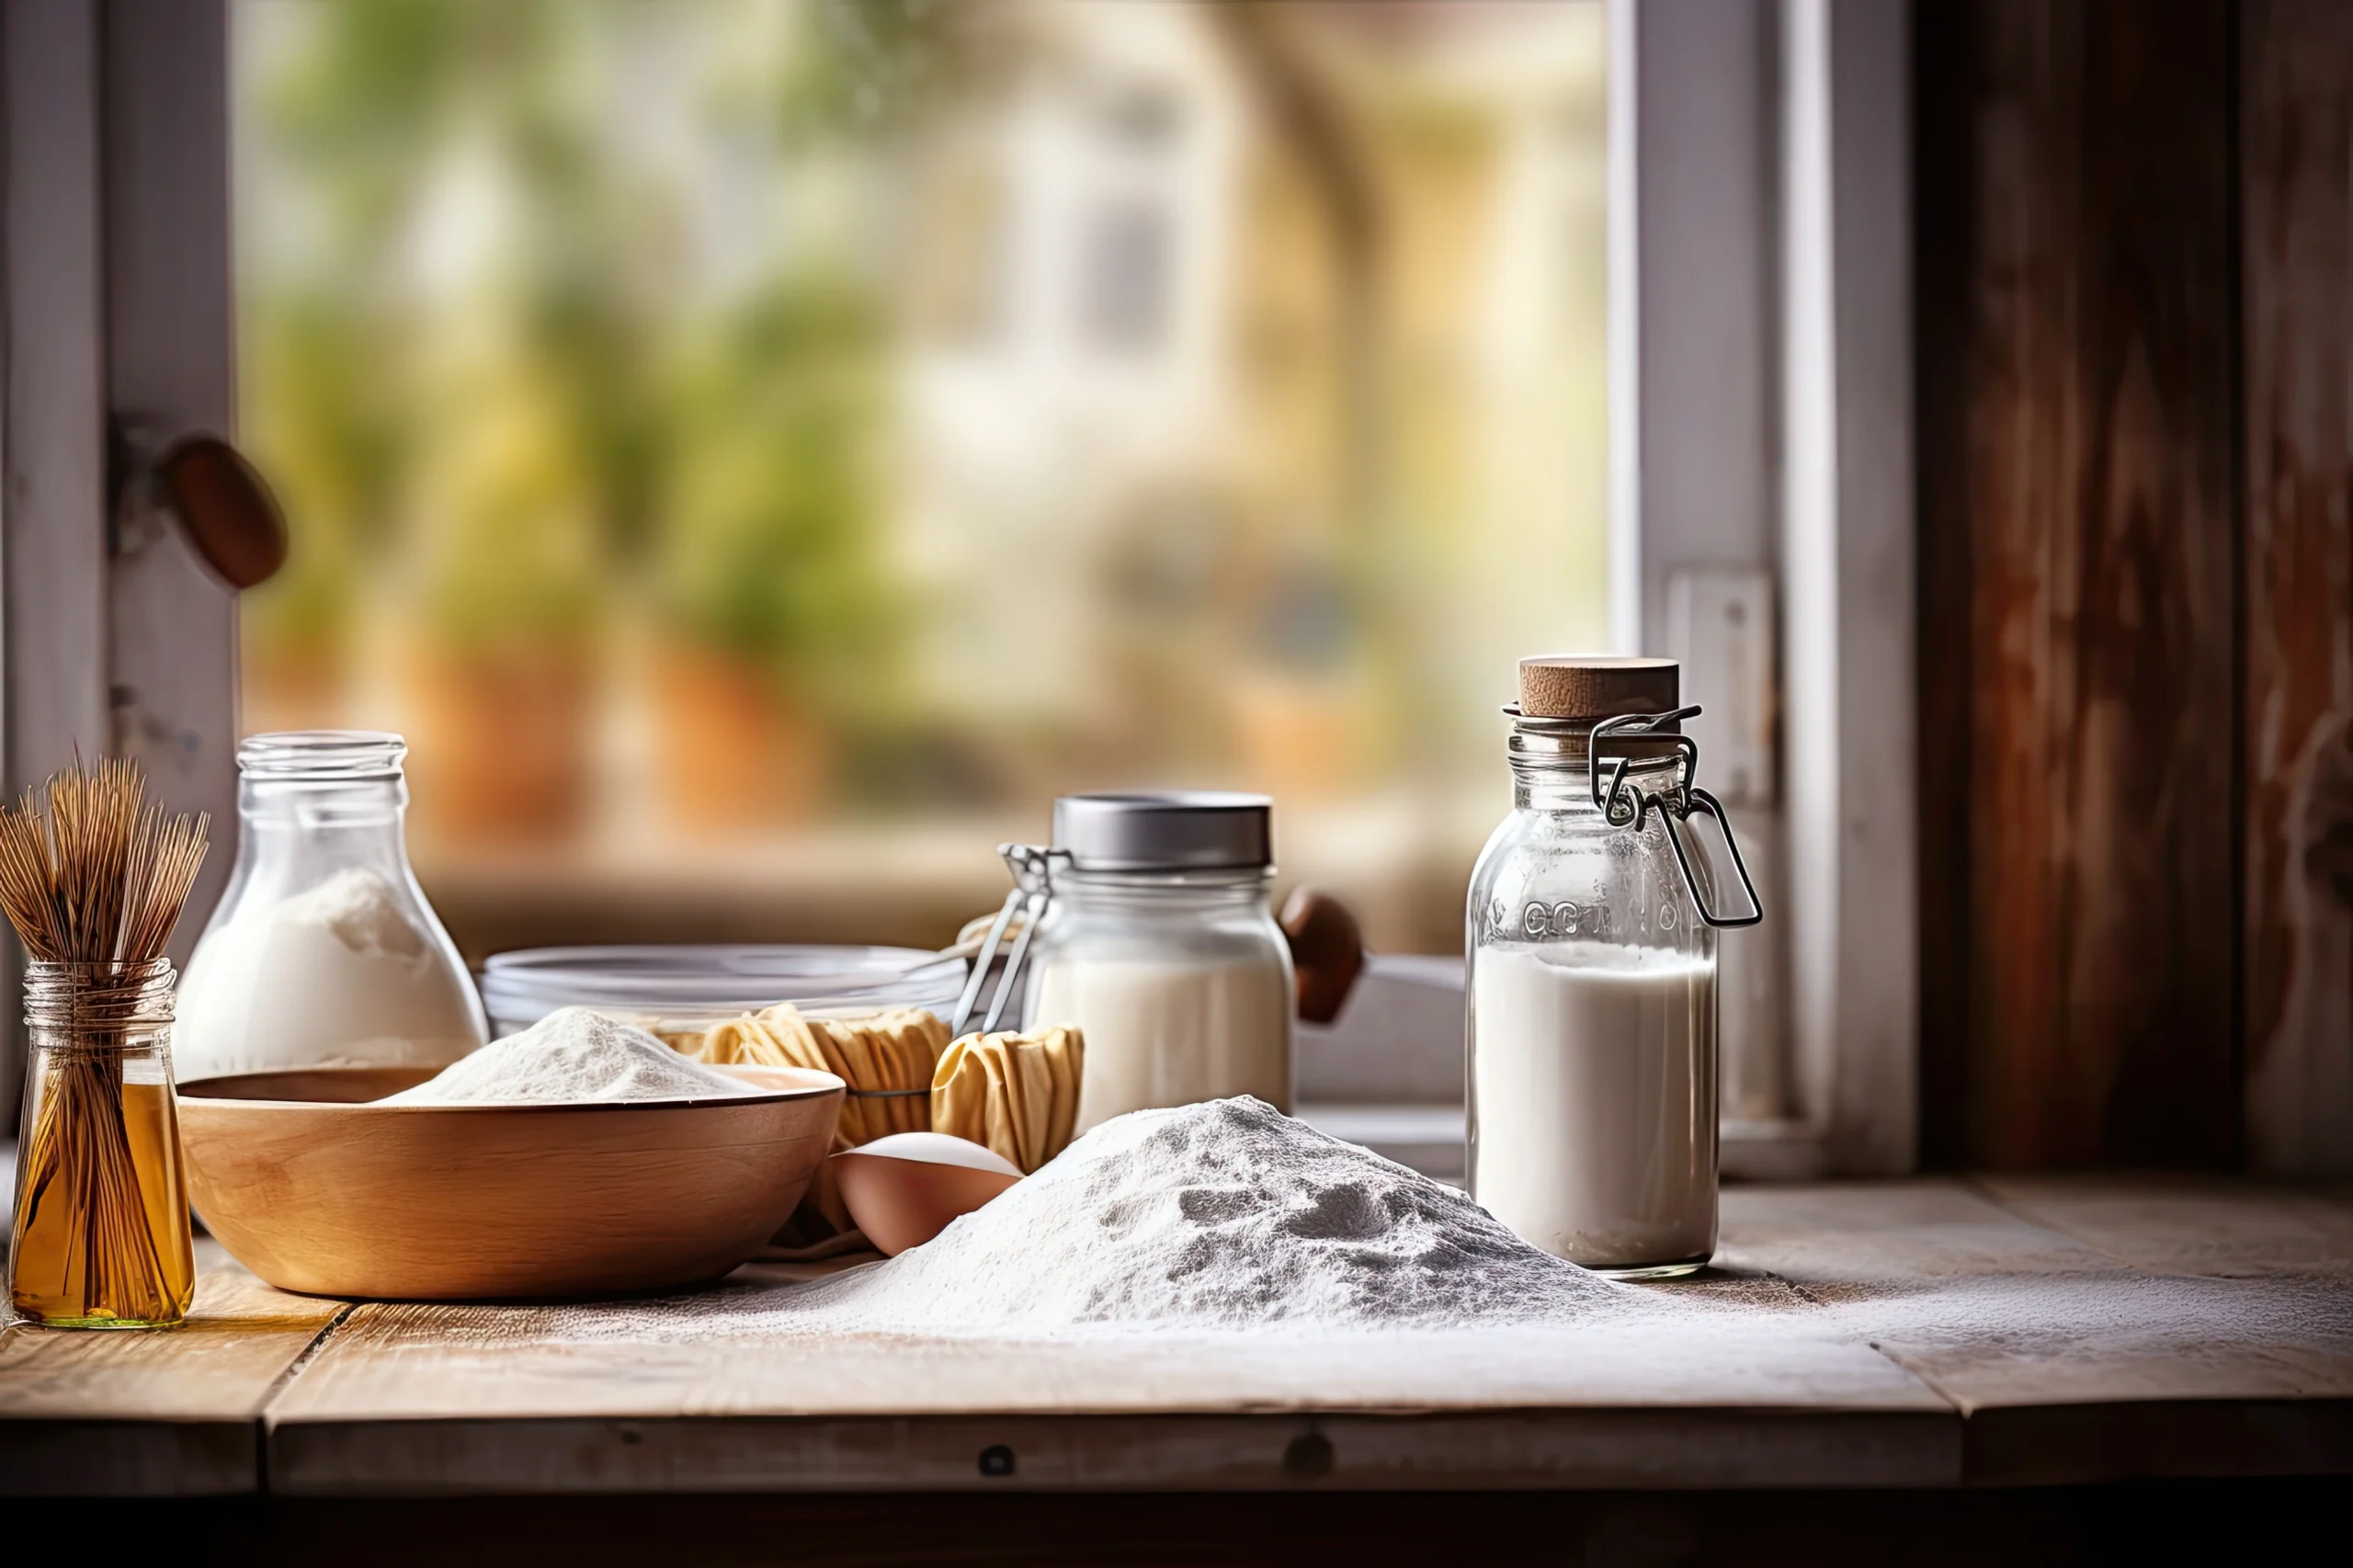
[3,0,1919,1171]
[2,0,239,1123]
[1614,0,1915,1174]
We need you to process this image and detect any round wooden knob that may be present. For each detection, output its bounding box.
[160,436,288,590]
[1280,886,1364,1026]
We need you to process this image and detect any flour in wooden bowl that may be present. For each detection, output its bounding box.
[381,1006,759,1105]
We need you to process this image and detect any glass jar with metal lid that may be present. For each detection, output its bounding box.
[1466,657,1763,1278]
[958,791,1293,1134]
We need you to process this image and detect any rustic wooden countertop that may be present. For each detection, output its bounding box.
[4,1176,2348,1498]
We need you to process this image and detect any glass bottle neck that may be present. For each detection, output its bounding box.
[242,774,409,846]
[233,733,414,857]
[241,773,406,823]
[1508,759,1683,815]
[1505,715,1684,817]
[231,774,418,909]
[1512,775,1608,813]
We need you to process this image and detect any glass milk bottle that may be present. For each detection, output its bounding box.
[1466,658,1763,1278]
[1002,792,1293,1133]
[176,733,486,1083]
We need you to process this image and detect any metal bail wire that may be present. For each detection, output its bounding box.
[1586,706,1766,929]
[949,843,1064,1037]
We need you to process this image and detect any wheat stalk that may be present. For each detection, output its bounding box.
[1,758,207,1324]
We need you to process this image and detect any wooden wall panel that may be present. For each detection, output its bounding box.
[2242,0,2353,1174]
[1917,0,2239,1168]
[1913,0,1975,1172]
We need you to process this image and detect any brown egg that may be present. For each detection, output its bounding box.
[832,1132,1023,1256]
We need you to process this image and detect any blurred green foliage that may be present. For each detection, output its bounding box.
[233,0,1612,839]
[657,274,893,704]
[236,0,971,696]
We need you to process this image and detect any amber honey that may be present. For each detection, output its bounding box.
[0,763,208,1332]
[9,1070,196,1328]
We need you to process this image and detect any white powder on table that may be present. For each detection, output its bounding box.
[401,1098,2352,1399]
[776,1096,1665,1334]
[382,1006,759,1106]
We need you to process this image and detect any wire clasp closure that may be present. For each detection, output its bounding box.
[949,843,1067,1037]
[1587,706,1765,929]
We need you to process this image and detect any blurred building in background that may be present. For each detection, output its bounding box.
[232,0,1609,958]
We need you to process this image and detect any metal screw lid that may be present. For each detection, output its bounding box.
[1051,791,1273,872]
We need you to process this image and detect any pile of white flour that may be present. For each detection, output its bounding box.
[382,1006,756,1106]
[782,1096,1660,1333]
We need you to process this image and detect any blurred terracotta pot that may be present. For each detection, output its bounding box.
[653,643,830,833]
[402,646,591,841]
[1233,671,1369,803]
[241,644,348,736]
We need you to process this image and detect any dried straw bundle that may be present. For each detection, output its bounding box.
[1,758,206,1324]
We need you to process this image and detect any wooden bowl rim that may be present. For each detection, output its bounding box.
[178,1062,846,1113]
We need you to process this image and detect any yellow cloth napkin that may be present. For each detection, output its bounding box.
[694,1003,949,1146]
[692,1003,951,1232]
[929,1025,1086,1175]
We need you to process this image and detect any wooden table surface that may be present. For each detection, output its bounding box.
[4,1176,2348,1497]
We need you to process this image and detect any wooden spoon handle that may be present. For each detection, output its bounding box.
[1280,886,1364,1026]
[159,436,288,590]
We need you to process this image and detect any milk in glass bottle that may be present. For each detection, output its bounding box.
[1465,657,1763,1278]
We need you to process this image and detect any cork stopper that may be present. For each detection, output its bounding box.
[1517,655,1679,720]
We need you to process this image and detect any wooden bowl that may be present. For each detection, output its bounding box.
[177,1063,843,1301]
